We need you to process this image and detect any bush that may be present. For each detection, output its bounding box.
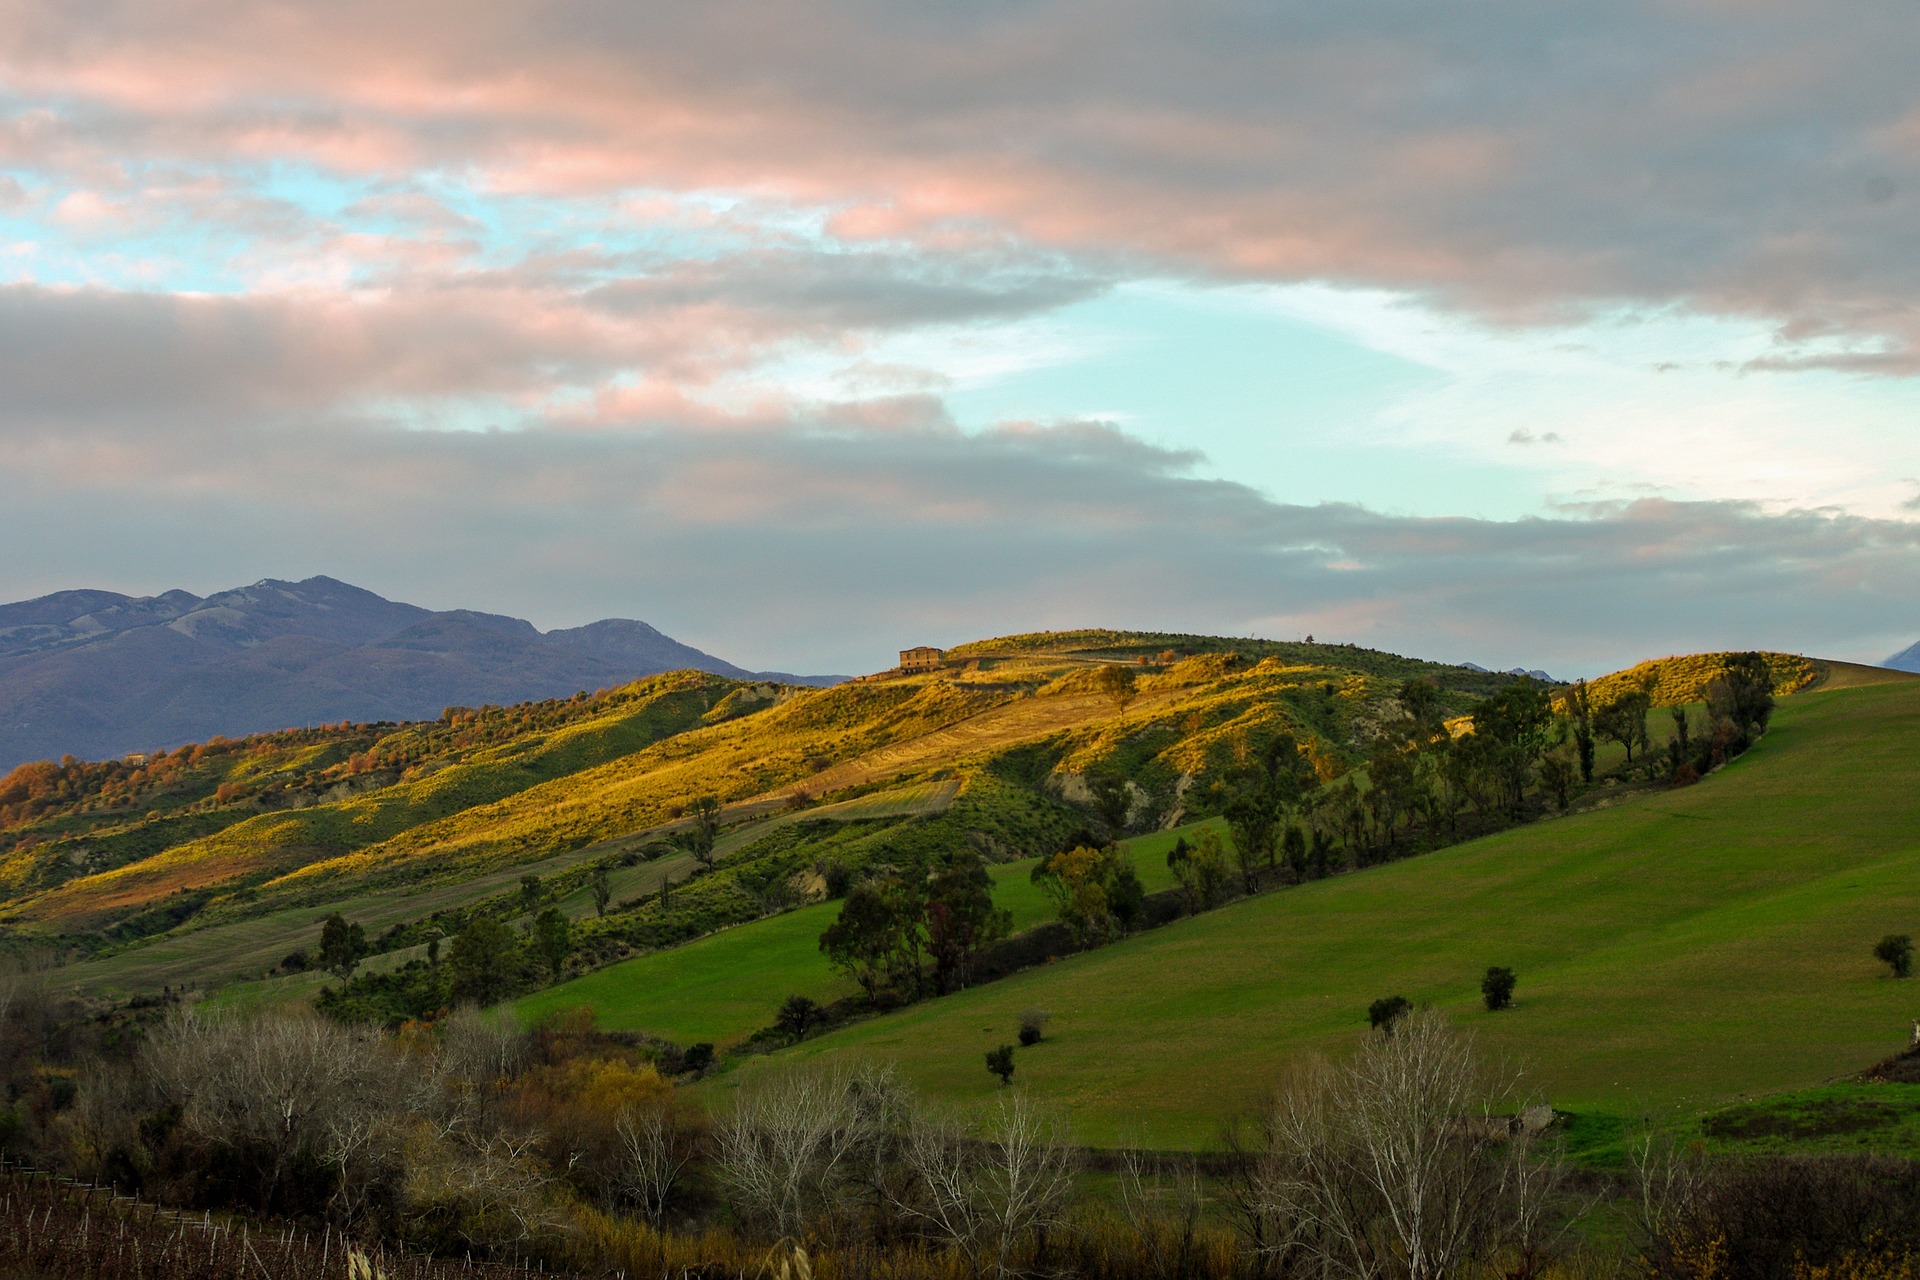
[681,1043,715,1075]
[1482,966,1518,1011]
[986,1043,1016,1086]
[1017,1009,1051,1047]
[1875,934,1914,979]
[1368,995,1412,1030]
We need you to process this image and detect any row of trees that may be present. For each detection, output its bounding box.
[1201,657,1779,881]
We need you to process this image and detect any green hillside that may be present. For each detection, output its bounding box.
[723,674,1920,1147]
[25,630,1507,1002]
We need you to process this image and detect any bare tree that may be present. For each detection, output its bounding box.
[712,1062,904,1241]
[616,1104,695,1225]
[437,1004,528,1088]
[1246,1009,1548,1280]
[893,1091,1076,1278]
[144,1008,397,1214]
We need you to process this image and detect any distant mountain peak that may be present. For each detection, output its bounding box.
[0,576,837,767]
[1887,640,1920,674]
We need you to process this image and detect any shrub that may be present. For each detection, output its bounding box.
[681,1043,715,1075]
[1368,995,1412,1031]
[1018,1009,1051,1047]
[1875,934,1914,979]
[986,1044,1016,1086]
[1482,966,1518,1011]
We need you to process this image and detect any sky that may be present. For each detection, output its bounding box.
[3,1,1920,675]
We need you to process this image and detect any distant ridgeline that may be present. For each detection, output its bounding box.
[0,575,842,770]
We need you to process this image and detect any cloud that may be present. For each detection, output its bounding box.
[1508,429,1563,446]
[3,392,1915,674]
[6,2,1920,361]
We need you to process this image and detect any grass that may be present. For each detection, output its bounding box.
[516,824,1194,1047]
[1690,1080,1920,1159]
[717,679,1920,1149]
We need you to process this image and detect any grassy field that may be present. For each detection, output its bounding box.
[719,677,1920,1148]
[516,824,1197,1046]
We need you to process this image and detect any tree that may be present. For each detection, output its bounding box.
[985,1044,1016,1086]
[1471,682,1556,815]
[449,916,520,1005]
[1097,664,1138,719]
[317,913,367,980]
[1397,677,1446,742]
[1594,689,1652,764]
[1017,1009,1050,1046]
[1874,934,1913,979]
[1482,965,1518,1011]
[1537,753,1575,811]
[1087,769,1134,836]
[1245,1010,1551,1280]
[684,795,723,870]
[518,873,543,913]
[925,852,1013,994]
[1706,652,1776,754]
[1031,842,1144,943]
[1281,824,1309,880]
[1170,827,1231,911]
[1366,735,1419,852]
[1368,995,1412,1031]
[1217,731,1308,889]
[1564,680,1596,784]
[590,865,613,918]
[775,994,822,1039]
[819,876,924,998]
[893,1091,1075,1280]
[711,1062,900,1239]
[531,907,571,980]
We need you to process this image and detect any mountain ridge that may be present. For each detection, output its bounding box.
[0,576,842,768]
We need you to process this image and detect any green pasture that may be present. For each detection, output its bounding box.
[517,824,1194,1047]
[722,680,1920,1148]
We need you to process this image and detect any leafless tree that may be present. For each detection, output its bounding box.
[144,1007,397,1214]
[437,1004,528,1087]
[892,1091,1076,1278]
[1114,1148,1210,1280]
[1630,1125,1710,1266]
[712,1062,905,1241]
[616,1104,695,1224]
[1246,1009,1554,1280]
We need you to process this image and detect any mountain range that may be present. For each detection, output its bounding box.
[1887,640,1920,674]
[0,576,840,768]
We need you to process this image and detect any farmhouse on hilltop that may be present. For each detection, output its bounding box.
[899,645,945,673]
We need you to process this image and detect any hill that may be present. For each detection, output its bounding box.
[729,666,1920,1147]
[14,630,1513,1002]
[0,576,841,768]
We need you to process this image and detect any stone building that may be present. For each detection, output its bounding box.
[899,645,945,673]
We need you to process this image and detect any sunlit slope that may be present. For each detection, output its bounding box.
[27,636,1480,940]
[7,672,731,927]
[758,679,1920,1147]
